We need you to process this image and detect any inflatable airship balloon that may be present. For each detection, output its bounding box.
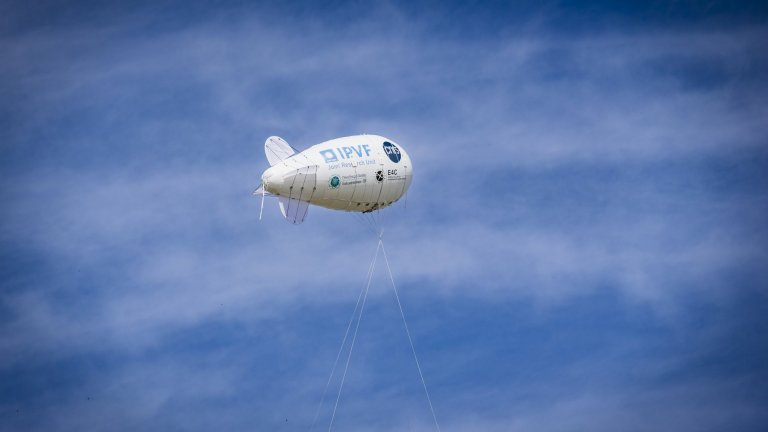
[254,135,413,224]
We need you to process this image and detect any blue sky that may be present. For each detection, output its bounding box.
[2,1,768,431]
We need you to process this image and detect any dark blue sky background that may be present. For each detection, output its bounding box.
[2,1,768,431]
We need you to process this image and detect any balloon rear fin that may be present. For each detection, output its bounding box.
[278,197,309,224]
[252,184,275,197]
[265,136,296,166]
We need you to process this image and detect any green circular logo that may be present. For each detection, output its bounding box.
[329,175,340,189]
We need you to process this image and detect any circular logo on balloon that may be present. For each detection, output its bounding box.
[375,170,384,182]
[382,141,401,163]
[329,175,340,189]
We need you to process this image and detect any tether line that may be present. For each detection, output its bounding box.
[381,240,441,432]
[309,242,379,432]
[327,241,380,431]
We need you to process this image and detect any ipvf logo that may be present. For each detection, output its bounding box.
[383,141,401,163]
[320,144,371,163]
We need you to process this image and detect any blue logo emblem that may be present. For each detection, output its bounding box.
[383,141,401,163]
[329,175,340,189]
[320,149,338,163]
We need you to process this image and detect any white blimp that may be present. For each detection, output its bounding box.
[254,135,413,224]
